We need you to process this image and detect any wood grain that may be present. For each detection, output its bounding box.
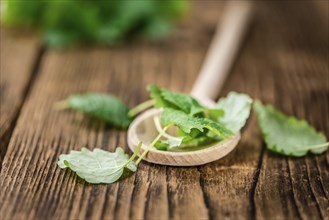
[253,2,329,220]
[0,1,328,220]
[0,29,41,168]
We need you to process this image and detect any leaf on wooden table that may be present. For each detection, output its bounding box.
[254,100,329,156]
[58,145,141,184]
[55,93,132,128]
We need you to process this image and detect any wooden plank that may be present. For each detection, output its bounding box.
[0,29,41,167]
[253,2,329,219]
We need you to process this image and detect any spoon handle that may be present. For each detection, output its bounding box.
[191,1,254,101]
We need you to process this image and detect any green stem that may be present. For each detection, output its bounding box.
[153,117,178,141]
[128,99,155,117]
[124,142,143,167]
[53,100,70,111]
[135,125,170,165]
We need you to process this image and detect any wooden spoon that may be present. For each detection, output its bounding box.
[127,2,253,166]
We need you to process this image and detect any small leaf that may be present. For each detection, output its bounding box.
[182,135,218,147]
[154,140,169,150]
[162,90,204,115]
[216,92,252,132]
[58,144,142,184]
[148,84,175,109]
[148,84,205,115]
[254,100,329,157]
[56,93,132,128]
[162,138,183,149]
[160,108,233,139]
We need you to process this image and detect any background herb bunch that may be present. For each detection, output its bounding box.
[1,0,188,47]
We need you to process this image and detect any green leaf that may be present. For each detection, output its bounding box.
[216,92,252,132]
[254,100,329,157]
[153,115,183,150]
[202,118,234,138]
[160,108,203,133]
[58,146,141,184]
[153,115,215,150]
[206,109,225,120]
[148,84,175,109]
[182,135,218,147]
[55,93,132,129]
[154,140,170,150]
[2,1,189,47]
[162,138,183,149]
[58,142,154,184]
[154,138,183,150]
[160,108,233,139]
[148,84,205,115]
[162,90,205,115]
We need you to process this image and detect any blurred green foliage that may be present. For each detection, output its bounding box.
[2,0,188,47]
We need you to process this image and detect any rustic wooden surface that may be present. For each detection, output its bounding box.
[0,30,41,166]
[0,1,328,220]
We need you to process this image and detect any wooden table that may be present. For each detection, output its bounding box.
[1,1,328,219]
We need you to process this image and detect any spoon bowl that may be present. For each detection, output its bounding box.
[127,108,241,166]
[127,2,252,166]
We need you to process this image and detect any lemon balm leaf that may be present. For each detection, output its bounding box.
[160,108,204,133]
[254,100,329,157]
[148,84,176,109]
[148,84,205,115]
[160,108,233,139]
[58,147,135,184]
[55,93,132,129]
[162,90,205,115]
[58,143,142,184]
[216,92,252,132]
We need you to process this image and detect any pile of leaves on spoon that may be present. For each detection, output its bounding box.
[55,84,328,184]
